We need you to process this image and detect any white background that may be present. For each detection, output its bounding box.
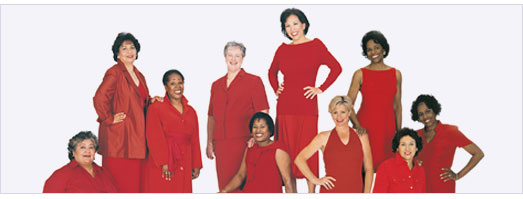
[1,4,521,195]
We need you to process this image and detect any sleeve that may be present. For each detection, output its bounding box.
[268,47,281,94]
[317,40,342,92]
[191,109,203,169]
[43,168,68,193]
[93,68,117,126]
[372,163,389,193]
[138,71,152,106]
[145,105,169,167]
[251,76,270,112]
[450,125,472,148]
[208,83,214,116]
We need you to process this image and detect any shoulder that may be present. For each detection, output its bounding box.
[105,64,122,75]
[318,130,331,139]
[147,101,164,111]
[394,68,402,79]
[440,122,460,132]
[212,76,226,87]
[243,72,263,82]
[185,104,198,117]
[47,162,74,180]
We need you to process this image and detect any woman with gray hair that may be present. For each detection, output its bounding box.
[207,41,269,191]
[43,131,118,193]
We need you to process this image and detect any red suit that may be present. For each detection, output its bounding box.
[373,153,426,193]
[93,60,151,192]
[142,95,203,193]
[356,67,397,170]
[321,128,363,193]
[416,121,472,193]
[208,69,269,190]
[43,160,118,193]
[242,141,287,193]
[268,38,342,178]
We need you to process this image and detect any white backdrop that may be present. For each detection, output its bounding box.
[1,4,522,194]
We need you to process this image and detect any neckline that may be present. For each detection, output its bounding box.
[362,67,394,72]
[283,38,317,46]
[333,128,350,146]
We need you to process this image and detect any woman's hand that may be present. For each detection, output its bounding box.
[276,82,284,97]
[206,142,215,160]
[113,112,126,124]
[354,125,367,135]
[313,176,336,190]
[192,168,201,179]
[303,86,323,99]
[151,96,164,103]
[246,137,255,148]
[440,168,459,182]
[161,165,172,181]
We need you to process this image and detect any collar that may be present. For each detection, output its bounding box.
[116,59,139,73]
[163,94,189,106]
[221,68,246,84]
[68,159,101,171]
[393,152,421,167]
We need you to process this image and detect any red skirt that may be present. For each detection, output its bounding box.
[102,157,141,193]
[276,115,318,178]
[214,137,249,191]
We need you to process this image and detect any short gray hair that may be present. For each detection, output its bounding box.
[328,95,353,113]
[67,131,98,160]
[224,41,246,57]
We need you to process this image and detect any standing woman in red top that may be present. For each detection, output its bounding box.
[93,32,161,192]
[373,128,426,193]
[207,41,269,192]
[44,131,118,193]
[411,94,484,193]
[295,96,373,193]
[268,8,342,192]
[346,30,403,170]
[142,70,202,193]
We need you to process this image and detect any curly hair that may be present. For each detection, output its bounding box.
[410,94,442,121]
[391,128,423,157]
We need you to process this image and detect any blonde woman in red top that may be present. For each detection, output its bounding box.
[268,8,342,192]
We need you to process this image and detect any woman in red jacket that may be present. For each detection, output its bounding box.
[43,131,118,193]
[268,8,342,192]
[373,128,426,193]
[93,32,160,192]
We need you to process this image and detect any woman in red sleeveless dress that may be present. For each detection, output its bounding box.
[295,96,373,193]
[347,30,402,170]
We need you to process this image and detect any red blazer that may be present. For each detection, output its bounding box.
[93,60,150,159]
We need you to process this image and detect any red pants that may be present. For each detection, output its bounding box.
[214,137,249,191]
[102,157,142,193]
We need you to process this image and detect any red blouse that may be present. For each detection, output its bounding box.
[242,141,287,193]
[208,69,269,140]
[416,121,472,193]
[43,160,118,193]
[268,38,342,116]
[373,153,426,193]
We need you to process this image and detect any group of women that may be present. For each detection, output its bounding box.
[43,7,484,193]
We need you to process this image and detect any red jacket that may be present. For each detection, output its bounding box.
[93,60,150,159]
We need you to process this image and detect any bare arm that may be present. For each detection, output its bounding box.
[441,143,484,182]
[393,69,402,131]
[295,132,336,190]
[206,116,215,160]
[275,149,296,193]
[347,70,366,135]
[359,133,374,193]
[220,148,248,193]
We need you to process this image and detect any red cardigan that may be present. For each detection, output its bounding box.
[93,60,151,159]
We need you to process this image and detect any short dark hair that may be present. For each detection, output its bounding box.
[280,8,310,40]
[249,112,275,137]
[111,32,141,62]
[410,94,442,121]
[391,128,423,157]
[67,131,98,161]
[162,69,185,86]
[361,30,390,58]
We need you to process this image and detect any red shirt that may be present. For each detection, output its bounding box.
[208,69,269,140]
[43,160,118,193]
[373,153,426,193]
[268,38,342,116]
[416,121,472,193]
[242,141,287,193]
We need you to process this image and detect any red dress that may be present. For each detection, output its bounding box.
[43,160,118,193]
[242,141,287,193]
[356,67,397,170]
[373,153,426,193]
[321,128,363,193]
[142,95,203,193]
[208,69,269,190]
[268,38,342,178]
[416,121,472,193]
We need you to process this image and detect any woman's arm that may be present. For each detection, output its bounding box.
[93,69,121,125]
[275,149,296,193]
[206,116,215,159]
[220,148,248,193]
[295,132,335,190]
[347,70,366,135]
[372,162,389,193]
[359,133,374,193]
[441,143,484,182]
[191,110,203,177]
[393,69,402,131]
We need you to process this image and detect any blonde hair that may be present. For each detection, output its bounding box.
[328,95,353,113]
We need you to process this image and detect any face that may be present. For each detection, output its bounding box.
[366,40,386,63]
[251,119,271,143]
[165,73,184,101]
[397,135,418,163]
[73,139,95,166]
[284,14,307,41]
[330,104,351,127]
[118,40,137,65]
[417,102,437,128]
[225,46,244,72]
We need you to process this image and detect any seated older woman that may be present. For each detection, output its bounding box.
[220,112,295,193]
[43,131,118,193]
[373,128,426,193]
